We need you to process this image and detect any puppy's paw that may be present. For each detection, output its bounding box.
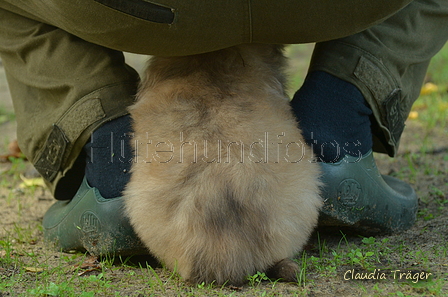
[266,258,300,282]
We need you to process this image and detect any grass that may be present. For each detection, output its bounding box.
[4,206,445,295]
[1,43,448,296]
[301,232,447,296]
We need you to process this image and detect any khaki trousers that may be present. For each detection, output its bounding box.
[0,0,446,199]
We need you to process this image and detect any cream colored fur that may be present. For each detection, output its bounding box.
[124,44,322,285]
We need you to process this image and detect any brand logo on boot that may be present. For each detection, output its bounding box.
[337,179,362,206]
[81,211,101,235]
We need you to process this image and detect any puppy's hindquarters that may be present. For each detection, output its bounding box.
[124,44,322,285]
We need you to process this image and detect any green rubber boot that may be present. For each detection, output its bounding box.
[318,150,418,234]
[43,177,147,256]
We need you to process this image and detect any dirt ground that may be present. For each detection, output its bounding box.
[0,51,447,296]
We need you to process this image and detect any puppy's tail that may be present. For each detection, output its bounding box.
[186,185,275,285]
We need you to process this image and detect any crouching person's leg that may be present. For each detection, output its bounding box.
[0,7,146,255]
[291,0,448,234]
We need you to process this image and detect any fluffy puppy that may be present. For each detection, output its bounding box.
[124,44,322,285]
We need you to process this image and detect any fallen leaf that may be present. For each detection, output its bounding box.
[25,267,44,273]
[79,256,100,269]
[228,285,243,291]
[420,82,439,96]
[19,174,45,188]
[74,255,102,276]
[408,111,419,120]
[8,140,21,155]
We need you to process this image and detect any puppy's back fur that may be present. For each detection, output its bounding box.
[125,44,322,285]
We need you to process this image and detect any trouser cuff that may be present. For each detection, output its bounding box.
[34,82,136,200]
[309,41,405,157]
